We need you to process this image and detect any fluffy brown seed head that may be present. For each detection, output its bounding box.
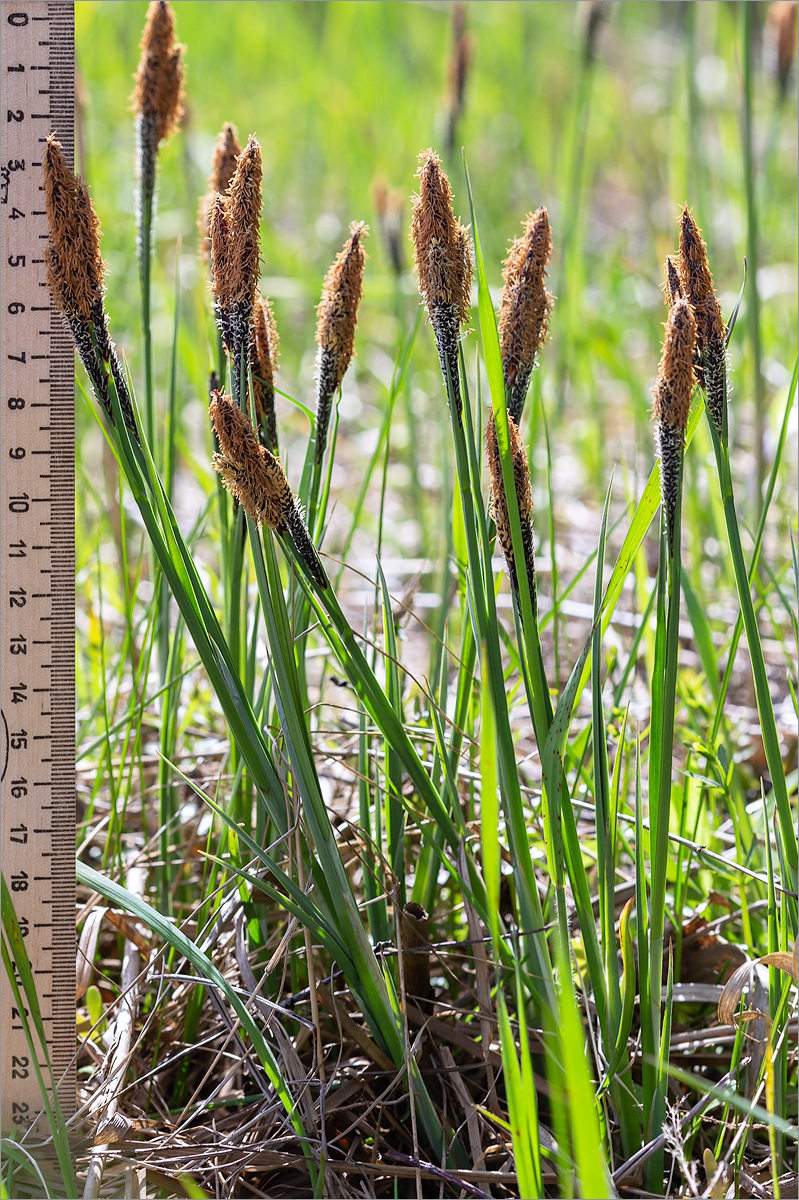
[498,207,553,401]
[485,410,534,569]
[199,124,242,261]
[678,206,725,349]
[316,221,368,384]
[652,297,696,434]
[43,134,105,322]
[209,390,292,528]
[132,1,184,145]
[411,149,472,326]
[220,135,263,309]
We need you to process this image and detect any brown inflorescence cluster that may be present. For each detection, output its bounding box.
[210,391,327,587]
[678,206,726,435]
[251,294,280,453]
[498,207,554,424]
[209,135,263,406]
[132,0,184,197]
[314,221,368,465]
[411,149,472,416]
[198,124,242,262]
[43,136,138,438]
[652,292,696,542]
[485,410,536,610]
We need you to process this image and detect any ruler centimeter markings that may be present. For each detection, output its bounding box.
[1,0,75,1135]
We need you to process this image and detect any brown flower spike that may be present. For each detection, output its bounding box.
[210,136,263,406]
[43,133,104,324]
[445,3,473,157]
[210,391,327,588]
[678,206,726,435]
[766,1,798,101]
[251,294,280,453]
[486,410,536,610]
[374,179,405,276]
[652,293,696,543]
[411,149,472,417]
[314,221,368,466]
[43,135,138,438]
[198,124,241,262]
[498,207,554,423]
[132,1,184,196]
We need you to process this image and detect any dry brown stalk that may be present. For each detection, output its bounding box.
[132,1,184,196]
[198,124,242,262]
[498,207,554,423]
[374,179,405,276]
[251,294,280,453]
[678,206,726,435]
[411,149,472,416]
[485,410,536,609]
[652,293,696,541]
[210,391,326,587]
[210,135,263,406]
[43,136,138,438]
[314,221,368,465]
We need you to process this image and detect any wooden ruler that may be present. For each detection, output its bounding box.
[1,0,75,1134]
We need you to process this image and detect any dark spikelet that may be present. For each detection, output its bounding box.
[374,179,405,276]
[411,149,473,416]
[132,1,184,197]
[678,206,727,434]
[664,256,682,306]
[284,502,328,589]
[766,1,798,100]
[251,294,280,452]
[485,410,536,611]
[581,0,609,65]
[43,137,138,440]
[498,207,554,423]
[445,2,473,156]
[314,221,368,465]
[210,136,263,405]
[199,123,241,262]
[652,296,696,542]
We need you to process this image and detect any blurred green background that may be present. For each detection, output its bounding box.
[73,0,797,540]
